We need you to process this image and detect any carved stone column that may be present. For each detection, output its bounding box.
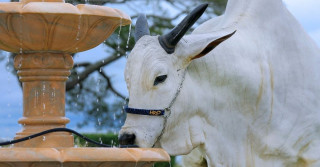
[13,53,74,147]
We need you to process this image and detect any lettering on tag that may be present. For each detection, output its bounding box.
[149,110,162,115]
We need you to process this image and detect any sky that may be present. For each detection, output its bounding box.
[0,0,319,139]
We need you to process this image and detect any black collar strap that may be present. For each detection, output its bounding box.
[125,107,165,116]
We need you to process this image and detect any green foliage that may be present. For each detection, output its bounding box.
[74,133,178,167]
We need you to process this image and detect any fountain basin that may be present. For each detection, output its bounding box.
[0,1,130,53]
[0,148,170,167]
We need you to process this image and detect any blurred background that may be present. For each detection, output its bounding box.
[0,0,319,166]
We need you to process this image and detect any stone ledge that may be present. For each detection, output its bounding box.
[0,147,170,167]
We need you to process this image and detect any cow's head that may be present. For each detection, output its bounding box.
[119,4,235,154]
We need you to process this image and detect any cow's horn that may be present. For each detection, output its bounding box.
[134,14,150,42]
[158,4,208,54]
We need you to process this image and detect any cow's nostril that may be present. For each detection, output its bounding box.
[119,133,136,145]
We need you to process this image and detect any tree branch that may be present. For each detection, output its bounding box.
[98,70,126,100]
[66,54,122,91]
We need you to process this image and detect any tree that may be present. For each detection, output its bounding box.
[2,0,227,131]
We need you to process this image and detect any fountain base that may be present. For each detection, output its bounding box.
[0,147,169,167]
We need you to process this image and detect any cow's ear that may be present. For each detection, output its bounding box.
[191,30,236,60]
[176,30,236,64]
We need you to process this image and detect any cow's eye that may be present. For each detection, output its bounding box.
[154,75,167,86]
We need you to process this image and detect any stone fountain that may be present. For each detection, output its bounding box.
[0,0,170,166]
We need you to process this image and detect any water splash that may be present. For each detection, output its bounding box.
[117,18,123,57]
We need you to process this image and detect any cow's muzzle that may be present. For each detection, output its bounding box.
[119,133,136,146]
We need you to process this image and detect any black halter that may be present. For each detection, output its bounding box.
[124,107,165,116]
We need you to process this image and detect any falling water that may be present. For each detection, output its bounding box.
[75,14,82,53]
[76,15,81,41]
[98,118,101,126]
[125,24,132,58]
[126,24,132,49]
[19,13,23,54]
[117,18,123,57]
[6,53,9,72]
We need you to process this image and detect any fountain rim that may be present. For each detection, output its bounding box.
[0,2,131,25]
[0,147,170,163]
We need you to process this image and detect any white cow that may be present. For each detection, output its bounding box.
[119,0,320,166]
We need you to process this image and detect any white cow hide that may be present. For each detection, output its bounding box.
[120,0,320,166]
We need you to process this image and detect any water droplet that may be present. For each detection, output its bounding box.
[42,136,46,141]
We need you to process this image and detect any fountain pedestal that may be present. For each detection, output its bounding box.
[13,53,74,148]
[0,0,170,166]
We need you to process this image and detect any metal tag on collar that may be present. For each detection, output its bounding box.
[124,106,165,116]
